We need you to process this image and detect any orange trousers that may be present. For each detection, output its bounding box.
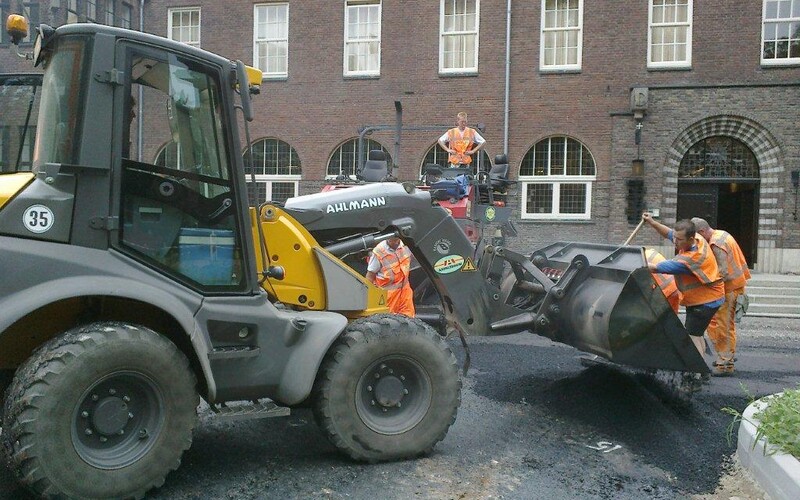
[387,284,416,317]
[707,288,742,364]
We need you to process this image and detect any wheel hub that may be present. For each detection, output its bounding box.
[92,397,131,436]
[356,356,432,435]
[374,376,405,407]
[73,371,165,470]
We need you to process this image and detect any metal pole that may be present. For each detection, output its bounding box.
[503,0,511,156]
[394,100,402,178]
[137,0,146,162]
[357,128,367,177]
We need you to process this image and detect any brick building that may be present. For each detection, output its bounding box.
[2,1,799,272]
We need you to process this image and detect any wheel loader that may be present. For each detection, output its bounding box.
[1,17,707,499]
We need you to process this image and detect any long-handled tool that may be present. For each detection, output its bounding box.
[623,217,646,246]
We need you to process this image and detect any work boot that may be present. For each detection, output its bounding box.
[711,361,734,377]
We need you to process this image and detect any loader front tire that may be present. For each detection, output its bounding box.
[313,314,460,462]
[2,322,198,499]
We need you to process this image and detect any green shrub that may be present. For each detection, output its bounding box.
[723,385,800,459]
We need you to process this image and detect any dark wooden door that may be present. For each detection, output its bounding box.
[677,184,718,225]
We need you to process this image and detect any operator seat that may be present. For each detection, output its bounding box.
[489,154,511,192]
[423,164,443,186]
[359,150,389,182]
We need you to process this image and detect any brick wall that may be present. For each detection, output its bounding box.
[3,0,800,266]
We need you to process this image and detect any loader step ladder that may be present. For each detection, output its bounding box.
[208,345,261,360]
[212,401,291,421]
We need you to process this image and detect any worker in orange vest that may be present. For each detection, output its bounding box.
[365,236,415,317]
[645,248,682,314]
[438,112,486,166]
[642,214,725,360]
[692,217,751,376]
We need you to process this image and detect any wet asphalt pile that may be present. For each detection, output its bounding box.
[468,338,752,498]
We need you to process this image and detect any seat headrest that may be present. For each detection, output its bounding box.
[494,154,508,165]
[368,150,386,161]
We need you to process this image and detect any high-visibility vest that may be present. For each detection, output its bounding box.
[673,235,725,306]
[645,248,679,299]
[446,127,476,165]
[372,241,412,291]
[710,229,751,292]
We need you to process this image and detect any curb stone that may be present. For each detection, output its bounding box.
[737,394,800,500]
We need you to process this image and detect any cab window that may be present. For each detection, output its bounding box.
[119,50,244,289]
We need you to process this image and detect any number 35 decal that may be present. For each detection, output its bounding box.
[23,205,55,234]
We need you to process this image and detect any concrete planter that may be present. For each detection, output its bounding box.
[737,393,800,500]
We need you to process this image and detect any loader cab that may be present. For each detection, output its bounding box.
[28,23,260,292]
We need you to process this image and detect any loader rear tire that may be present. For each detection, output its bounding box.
[1,322,198,499]
[313,314,460,462]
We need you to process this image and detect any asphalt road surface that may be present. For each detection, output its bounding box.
[1,315,797,499]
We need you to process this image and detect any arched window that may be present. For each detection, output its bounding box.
[519,136,596,220]
[420,143,492,177]
[154,141,181,168]
[327,138,392,178]
[243,138,302,205]
[678,136,758,179]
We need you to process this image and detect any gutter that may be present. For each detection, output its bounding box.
[503,0,511,156]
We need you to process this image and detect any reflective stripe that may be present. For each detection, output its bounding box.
[645,248,679,297]
[447,127,475,165]
[674,237,716,284]
[711,230,751,292]
[673,236,725,305]
[372,241,412,289]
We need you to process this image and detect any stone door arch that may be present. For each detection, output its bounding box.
[661,115,784,267]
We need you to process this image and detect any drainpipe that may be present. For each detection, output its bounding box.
[137,0,146,161]
[393,100,402,178]
[503,0,511,156]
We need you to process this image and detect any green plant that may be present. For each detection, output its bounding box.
[723,384,800,459]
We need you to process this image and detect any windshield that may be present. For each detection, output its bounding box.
[0,74,42,172]
[33,36,91,169]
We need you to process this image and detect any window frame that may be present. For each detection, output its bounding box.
[105,0,116,26]
[244,137,301,204]
[761,0,800,66]
[439,0,480,75]
[167,6,201,47]
[518,136,596,221]
[326,138,391,179]
[66,0,80,24]
[343,0,382,77]
[539,0,584,71]
[647,0,693,69]
[253,2,289,79]
[120,2,132,29]
[249,178,300,205]
[16,124,35,169]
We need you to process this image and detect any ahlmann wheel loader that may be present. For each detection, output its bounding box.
[0,17,706,498]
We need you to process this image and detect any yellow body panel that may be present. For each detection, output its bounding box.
[250,205,389,315]
[0,172,35,210]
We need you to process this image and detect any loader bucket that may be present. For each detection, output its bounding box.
[524,242,709,374]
